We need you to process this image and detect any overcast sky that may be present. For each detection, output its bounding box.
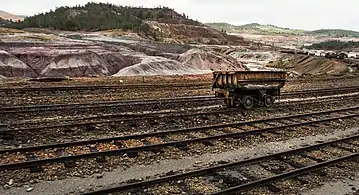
[1,0,358,31]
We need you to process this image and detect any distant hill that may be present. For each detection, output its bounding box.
[0,10,24,22]
[206,22,307,35]
[240,23,261,28]
[7,3,201,32]
[6,3,245,45]
[206,22,359,37]
[304,40,359,50]
[308,29,359,37]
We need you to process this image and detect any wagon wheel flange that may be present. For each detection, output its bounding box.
[263,95,275,107]
[242,96,254,110]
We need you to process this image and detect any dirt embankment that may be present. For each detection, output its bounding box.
[0,38,247,78]
[0,50,37,77]
[268,54,350,75]
[147,21,249,46]
[0,42,140,78]
[16,52,137,77]
[113,48,246,76]
[177,48,246,71]
[114,56,204,76]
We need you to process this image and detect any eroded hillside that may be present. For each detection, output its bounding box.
[268,54,350,75]
[6,3,244,45]
[0,33,248,78]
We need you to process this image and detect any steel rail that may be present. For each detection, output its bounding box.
[81,133,359,195]
[0,107,357,171]
[0,95,215,111]
[1,93,358,133]
[0,97,220,114]
[0,82,211,92]
[211,153,359,194]
[1,86,358,115]
[1,103,358,134]
[281,86,359,96]
[1,108,235,132]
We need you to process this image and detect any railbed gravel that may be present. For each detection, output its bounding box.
[2,97,358,148]
[2,75,359,106]
[0,116,358,188]
[0,99,221,123]
[125,130,359,195]
[242,159,359,195]
[6,94,355,129]
[1,87,212,107]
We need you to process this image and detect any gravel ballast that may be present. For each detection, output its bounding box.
[2,127,359,195]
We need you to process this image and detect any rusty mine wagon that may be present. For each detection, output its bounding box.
[212,70,287,109]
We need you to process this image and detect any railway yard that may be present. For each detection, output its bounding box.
[0,74,358,195]
[1,1,359,194]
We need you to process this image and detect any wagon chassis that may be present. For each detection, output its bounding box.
[215,87,280,109]
[212,71,287,109]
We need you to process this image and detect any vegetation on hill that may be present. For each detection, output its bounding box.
[2,3,244,45]
[308,29,359,38]
[206,22,306,35]
[6,3,201,34]
[239,23,261,28]
[0,18,11,26]
[304,40,359,50]
[206,23,359,38]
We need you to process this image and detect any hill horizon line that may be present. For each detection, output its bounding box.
[2,6,359,34]
[205,22,359,33]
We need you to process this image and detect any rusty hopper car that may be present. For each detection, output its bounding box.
[212,70,287,109]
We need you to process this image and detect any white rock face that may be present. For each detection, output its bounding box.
[40,52,112,77]
[0,50,37,77]
[229,51,282,66]
[113,48,250,76]
[178,48,245,71]
[0,34,275,78]
[114,55,210,76]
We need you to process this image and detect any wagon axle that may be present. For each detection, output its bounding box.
[212,70,287,110]
[222,93,275,109]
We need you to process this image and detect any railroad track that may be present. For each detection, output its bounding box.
[280,85,359,98]
[0,95,219,113]
[82,132,359,195]
[0,75,356,92]
[1,86,359,113]
[0,96,221,123]
[2,93,358,132]
[0,105,358,172]
[0,82,211,92]
[287,75,358,82]
[0,83,211,107]
[0,93,358,147]
[0,76,357,92]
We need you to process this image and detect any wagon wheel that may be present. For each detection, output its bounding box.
[263,95,275,107]
[242,96,254,110]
